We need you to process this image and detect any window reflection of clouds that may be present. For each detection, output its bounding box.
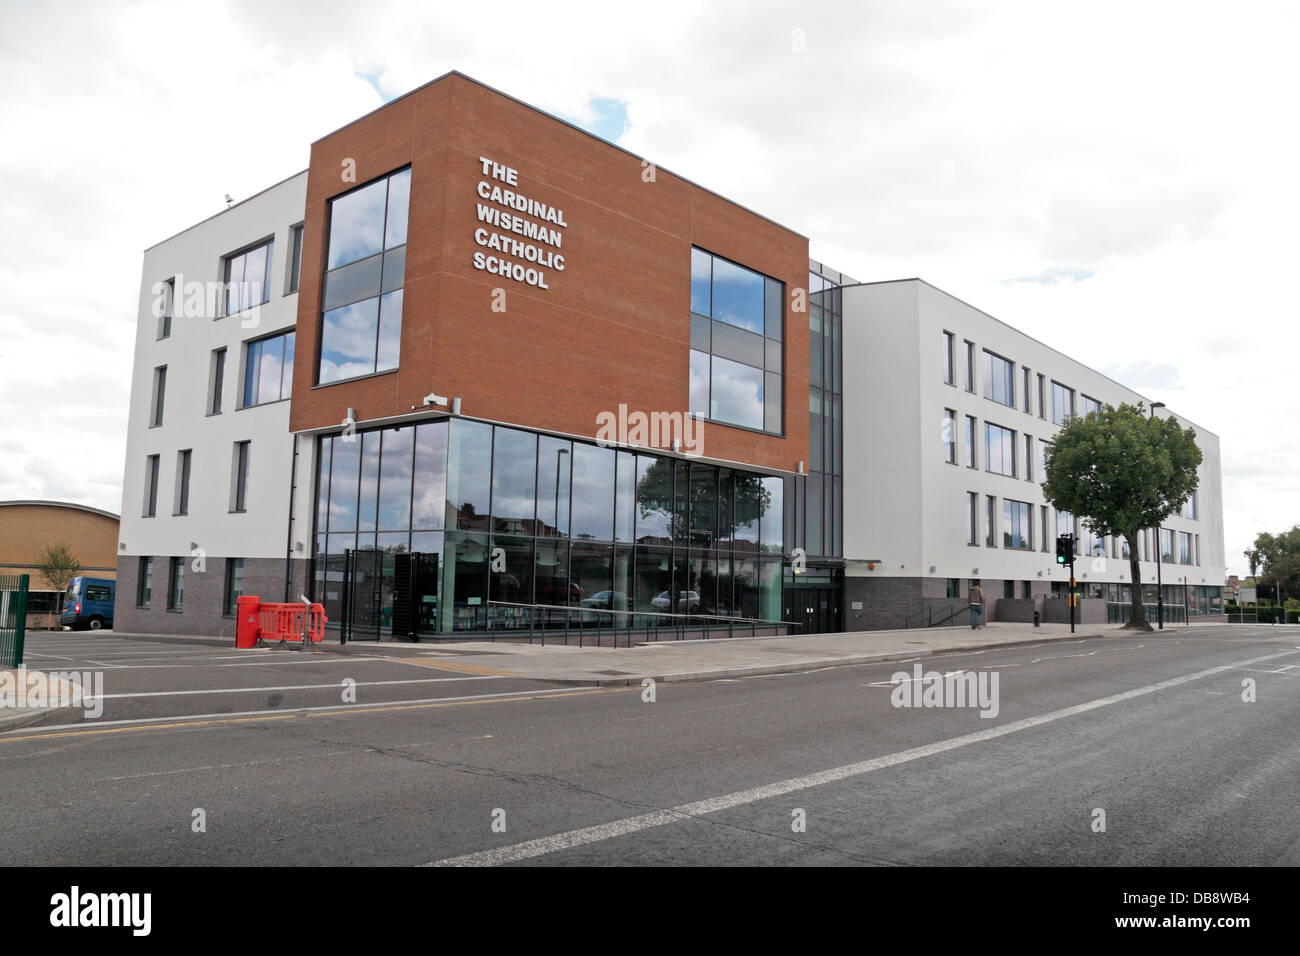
[320,298,380,383]
[710,356,763,430]
[327,178,387,269]
[378,427,414,531]
[710,258,764,334]
[491,427,537,533]
[571,443,614,540]
[412,422,447,530]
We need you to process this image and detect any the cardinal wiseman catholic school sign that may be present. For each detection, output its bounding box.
[472,155,568,290]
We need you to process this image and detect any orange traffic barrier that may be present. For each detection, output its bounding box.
[256,602,328,646]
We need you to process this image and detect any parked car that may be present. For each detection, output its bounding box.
[578,590,629,624]
[651,590,702,614]
[60,576,115,631]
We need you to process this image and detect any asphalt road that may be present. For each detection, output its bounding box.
[2,626,1296,865]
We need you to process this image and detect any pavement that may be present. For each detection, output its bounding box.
[319,618,1255,684]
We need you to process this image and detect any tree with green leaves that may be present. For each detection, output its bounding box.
[36,541,82,618]
[1248,527,1300,603]
[1042,402,1202,631]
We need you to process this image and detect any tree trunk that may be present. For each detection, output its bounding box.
[1124,530,1151,631]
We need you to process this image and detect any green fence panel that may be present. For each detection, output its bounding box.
[0,574,30,668]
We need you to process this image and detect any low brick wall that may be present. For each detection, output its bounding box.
[1040,596,1108,624]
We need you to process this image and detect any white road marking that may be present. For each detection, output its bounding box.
[96,750,355,782]
[2,686,599,733]
[427,647,1299,867]
[97,676,506,699]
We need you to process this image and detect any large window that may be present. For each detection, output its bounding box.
[985,422,1016,477]
[1181,491,1198,519]
[689,247,783,433]
[311,421,786,633]
[242,329,295,407]
[319,167,410,384]
[1051,381,1075,424]
[1178,531,1193,564]
[1081,395,1102,418]
[1038,439,1050,484]
[967,492,978,546]
[1160,528,1174,563]
[1003,500,1032,550]
[223,238,273,315]
[942,331,955,385]
[965,415,977,468]
[964,341,975,392]
[943,409,956,463]
[983,351,1015,407]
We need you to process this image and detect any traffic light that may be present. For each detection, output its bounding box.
[1055,535,1074,565]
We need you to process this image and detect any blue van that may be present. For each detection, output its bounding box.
[61,576,115,630]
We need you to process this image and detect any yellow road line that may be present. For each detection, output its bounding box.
[0,688,620,745]
[396,657,519,676]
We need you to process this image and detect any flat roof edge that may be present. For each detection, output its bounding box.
[844,278,1221,439]
[310,70,809,241]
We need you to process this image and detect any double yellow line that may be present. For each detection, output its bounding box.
[0,687,621,745]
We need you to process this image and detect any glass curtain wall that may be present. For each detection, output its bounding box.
[802,268,843,561]
[312,419,786,635]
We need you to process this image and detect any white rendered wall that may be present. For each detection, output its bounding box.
[118,172,308,564]
[842,278,1226,593]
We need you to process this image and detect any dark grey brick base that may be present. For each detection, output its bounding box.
[115,555,309,638]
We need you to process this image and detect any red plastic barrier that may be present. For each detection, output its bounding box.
[235,596,261,648]
[256,602,328,645]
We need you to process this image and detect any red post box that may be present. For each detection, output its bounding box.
[235,595,261,648]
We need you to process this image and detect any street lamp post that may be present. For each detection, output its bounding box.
[1150,402,1166,630]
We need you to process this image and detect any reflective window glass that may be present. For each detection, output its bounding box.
[491,427,537,535]
[328,178,387,270]
[378,427,414,531]
[571,443,615,541]
[710,355,763,430]
[447,420,492,531]
[710,257,764,333]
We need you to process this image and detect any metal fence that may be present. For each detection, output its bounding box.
[459,601,797,648]
[0,574,30,668]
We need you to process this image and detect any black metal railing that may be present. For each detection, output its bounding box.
[902,604,974,630]
[437,601,802,648]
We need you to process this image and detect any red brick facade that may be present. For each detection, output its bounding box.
[289,73,809,473]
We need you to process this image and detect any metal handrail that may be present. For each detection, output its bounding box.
[903,603,974,629]
[472,600,800,648]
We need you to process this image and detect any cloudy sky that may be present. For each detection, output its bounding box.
[1,0,1295,576]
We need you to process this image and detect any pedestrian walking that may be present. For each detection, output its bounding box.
[969,583,985,629]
